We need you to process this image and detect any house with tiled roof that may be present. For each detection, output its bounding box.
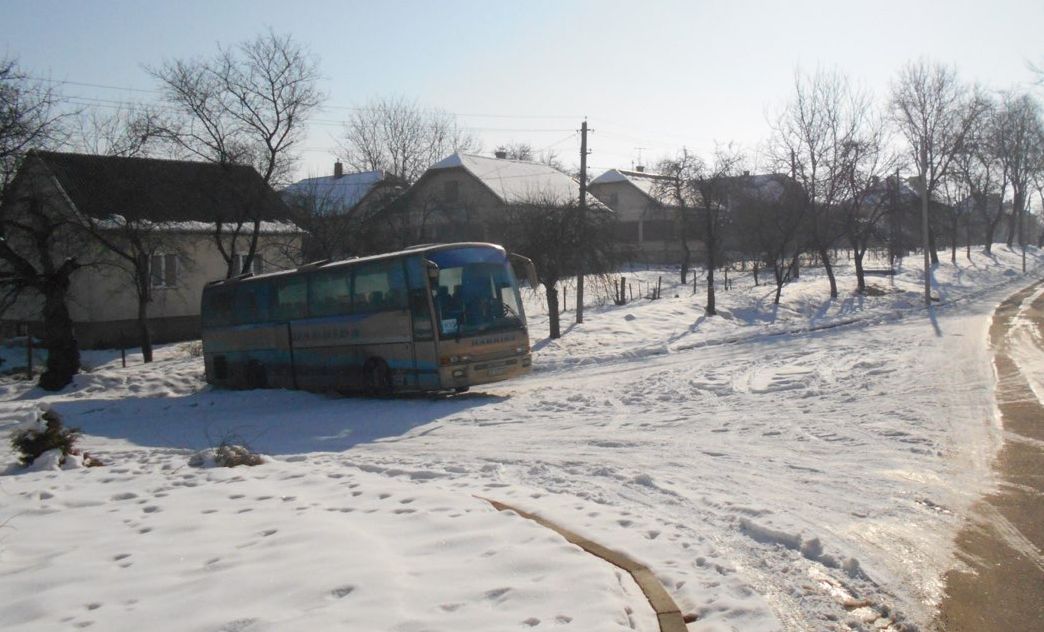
[1,150,303,347]
[393,152,608,247]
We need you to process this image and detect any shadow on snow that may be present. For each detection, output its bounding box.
[51,387,504,456]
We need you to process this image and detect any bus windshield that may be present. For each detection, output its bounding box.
[428,247,525,337]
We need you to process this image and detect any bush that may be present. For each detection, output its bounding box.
[189,442,265,468]
[9,409,102,468]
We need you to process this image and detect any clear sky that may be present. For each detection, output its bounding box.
[3,0,1042,180]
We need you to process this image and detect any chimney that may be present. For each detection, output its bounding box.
[494,150,507,159]
[635,165,645,173]
[743,170,751,176]
[334,161,343,178]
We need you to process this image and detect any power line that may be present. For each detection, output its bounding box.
[29,74,584,122]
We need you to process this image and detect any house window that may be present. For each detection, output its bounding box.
[150,253,178,288]
[608,192,619,207]
[234,253,264,276]
[443,180,459,203]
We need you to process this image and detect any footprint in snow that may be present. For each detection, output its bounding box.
[484,587,511,601]
[329,585,355,599]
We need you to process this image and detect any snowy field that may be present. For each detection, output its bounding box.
[1,246,1042,631]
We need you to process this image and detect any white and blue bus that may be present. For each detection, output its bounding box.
[200,243,536,394]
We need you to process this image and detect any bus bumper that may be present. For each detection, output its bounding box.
[441,353,531,389]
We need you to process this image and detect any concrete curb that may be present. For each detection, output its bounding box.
[480,497,690,632]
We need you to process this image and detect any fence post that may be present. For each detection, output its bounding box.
[25,324,33,381]
[656,276,662,300]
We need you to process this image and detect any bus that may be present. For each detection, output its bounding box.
[200,243,537,394]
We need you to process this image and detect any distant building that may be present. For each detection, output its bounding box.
[589,167,685,264]
[1,151,303,347]
[396,152,607,246]
[282,162,406,258]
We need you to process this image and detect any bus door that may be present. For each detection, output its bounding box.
[405,256,439,389]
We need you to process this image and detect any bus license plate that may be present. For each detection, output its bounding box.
[488,366,508,376]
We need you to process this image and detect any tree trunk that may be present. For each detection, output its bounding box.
[137,296,153,363]
[854,249,866,293]
[39,282,80,391]
[984,216,1000,254]
[928,226,939,265]
[819,247,837,298]
[965,216,971,261]
[546,283,560,339]
[1005,204,1018,247]
[950,218,957,265]
[679,238,690,285]
[705,208,716,316]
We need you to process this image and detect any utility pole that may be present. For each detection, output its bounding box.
[576,119,591,325]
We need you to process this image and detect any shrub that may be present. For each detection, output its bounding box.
[189,442,265,468]
[9,409,102,468]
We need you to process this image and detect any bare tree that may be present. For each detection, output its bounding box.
[495,142,534,161]
[500,193,615,339]
[73,105,164,158]
[150,30,323,277]
[339,96,477,185]
[0,173,84,390]
[1,59,67,188]
[730,175,809,306]
[993,91,1044,248]
[890,59,987,302]
[0,59,84,390]
[773,68,872,299]
[657,145,744,314]
[952,96,1007,253]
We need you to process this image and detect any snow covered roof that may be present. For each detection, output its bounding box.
[590,168,674,202]
[94,216,304,235]
[428,153,589,206]
[282,170,399,215]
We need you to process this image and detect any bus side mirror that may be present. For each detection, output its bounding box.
[509,253,539,289]
[425,260,440,282]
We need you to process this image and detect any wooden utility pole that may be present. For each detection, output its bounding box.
[576,119,590,325]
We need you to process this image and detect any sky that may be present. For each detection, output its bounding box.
[2,0,1042,182]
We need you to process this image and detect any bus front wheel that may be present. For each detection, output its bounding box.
[363,358,392,396]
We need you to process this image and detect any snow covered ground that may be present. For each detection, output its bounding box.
[1,246,1041,631]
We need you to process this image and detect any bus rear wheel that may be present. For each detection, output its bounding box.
[363,358,392,396]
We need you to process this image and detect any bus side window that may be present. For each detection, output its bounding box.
[309,269,352,317]
[236,282,271,324]
[273,276,307,321]
[405,257,434,341]
[353,261,404,313]
[203,287,234,327]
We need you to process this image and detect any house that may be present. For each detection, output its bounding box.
[588,167,685,263]
[395,152,607,246]
[1,150,304,348]
[282,162,406,259]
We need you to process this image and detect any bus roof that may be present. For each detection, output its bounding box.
[205,242,508,288]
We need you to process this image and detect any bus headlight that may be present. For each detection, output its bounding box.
[452,369,466,378]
